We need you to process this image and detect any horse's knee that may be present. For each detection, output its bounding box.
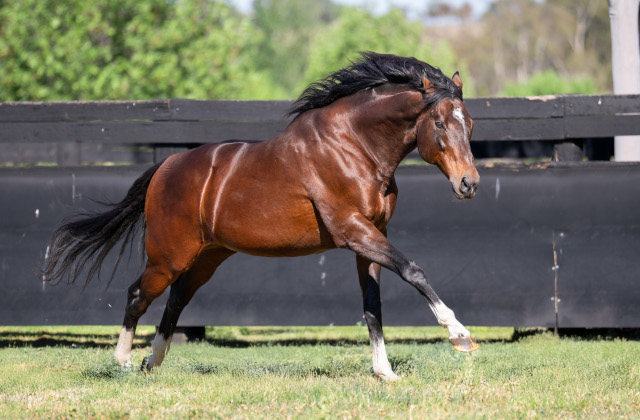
[401,260,426,286]
[126,279,141,306]
[123,272,165,321]
[124,296,148,322]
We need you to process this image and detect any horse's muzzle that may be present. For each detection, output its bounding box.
[454,175,478,199]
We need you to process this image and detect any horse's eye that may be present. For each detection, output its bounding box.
[435,121,445,129]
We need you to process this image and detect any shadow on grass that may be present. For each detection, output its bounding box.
[3,328,640,349]
[556,328,640,340]
[0,331,153,349]
[202,337,511,348]
[513,328,640,341]
[0,334,489,349]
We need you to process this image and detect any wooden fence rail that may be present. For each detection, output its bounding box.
[1,95,639,142]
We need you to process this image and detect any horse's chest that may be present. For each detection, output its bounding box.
[363,190,397,229]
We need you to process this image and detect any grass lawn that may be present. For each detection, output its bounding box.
[0,326,639,419]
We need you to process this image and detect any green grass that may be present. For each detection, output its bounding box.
[1,326,639,419]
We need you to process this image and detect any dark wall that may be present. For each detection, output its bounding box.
[2,162,639,327]
[2,95,639,327]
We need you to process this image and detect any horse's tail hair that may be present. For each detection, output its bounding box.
[41,162,163,290]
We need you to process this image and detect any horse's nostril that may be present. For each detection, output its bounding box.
[460,177,470,193]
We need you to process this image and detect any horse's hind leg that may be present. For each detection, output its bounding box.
[356,255,400,381]
[114,275,143,367]
[113,259,184,367]
[142,247,235,371]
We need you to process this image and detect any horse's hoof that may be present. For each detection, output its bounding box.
[450,336,479,352]
[140,356,151,372]
[375,371,401,382]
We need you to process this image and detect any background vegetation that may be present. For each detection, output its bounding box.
[0,0,611,101]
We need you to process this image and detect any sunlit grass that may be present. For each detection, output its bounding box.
[1,326,639,419]
[204,325,514,344]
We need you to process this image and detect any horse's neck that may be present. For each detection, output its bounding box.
[345,87,424,179]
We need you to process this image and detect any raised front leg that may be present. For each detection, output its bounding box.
[344,216,478,352]
[356,254,400,381]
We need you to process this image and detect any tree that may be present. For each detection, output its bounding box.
[252,0,337,97]
[547,0,611,89]
[0,0,275,100]
[427,2,473,22]
[432,0,613,96]
[302,7,468,95]
[502,70,595,96]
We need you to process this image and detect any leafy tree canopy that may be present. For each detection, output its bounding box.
[0,0,278,100]
[0,0,612,101]
[502,70,596,96]
[302,7,469,96]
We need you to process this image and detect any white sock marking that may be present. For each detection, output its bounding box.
[146,334,172,369]
[433,301,470,340]
[371,337,399,381]
[114,327,134,367]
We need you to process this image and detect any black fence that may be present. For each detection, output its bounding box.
[1,95,639,328]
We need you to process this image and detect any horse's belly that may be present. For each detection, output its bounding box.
[208,192,333,256]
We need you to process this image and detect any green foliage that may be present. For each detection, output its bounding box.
[0,0,276,100]
[302,7,467,95]
[474,0,611,95]
[0,0,611,101]
[0,0,473,101]
[502,70,596,96]
[252,0,337,96]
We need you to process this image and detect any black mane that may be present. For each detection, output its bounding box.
[288,52,462,117]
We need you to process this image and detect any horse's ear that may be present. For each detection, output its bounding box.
[422,74,435,93]
[452,72,463,90]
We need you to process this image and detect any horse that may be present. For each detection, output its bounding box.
[43,52,480,381]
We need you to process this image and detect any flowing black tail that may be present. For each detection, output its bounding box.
[42,162,163,290]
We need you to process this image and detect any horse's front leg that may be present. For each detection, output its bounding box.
[343,216,478,352]
[356,254,400,381]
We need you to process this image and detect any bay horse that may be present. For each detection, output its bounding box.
[43,52,479,381]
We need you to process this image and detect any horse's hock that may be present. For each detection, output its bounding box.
[1,95,639,328]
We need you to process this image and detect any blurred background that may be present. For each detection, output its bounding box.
[0,0,611,101]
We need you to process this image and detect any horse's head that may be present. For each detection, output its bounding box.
[415,73,479,199]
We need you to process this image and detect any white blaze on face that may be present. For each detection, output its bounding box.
[452,106,473,165]
[452,107,467,138]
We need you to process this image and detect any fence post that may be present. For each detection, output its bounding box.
[609,0,640,161]
[552,141,583,162]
